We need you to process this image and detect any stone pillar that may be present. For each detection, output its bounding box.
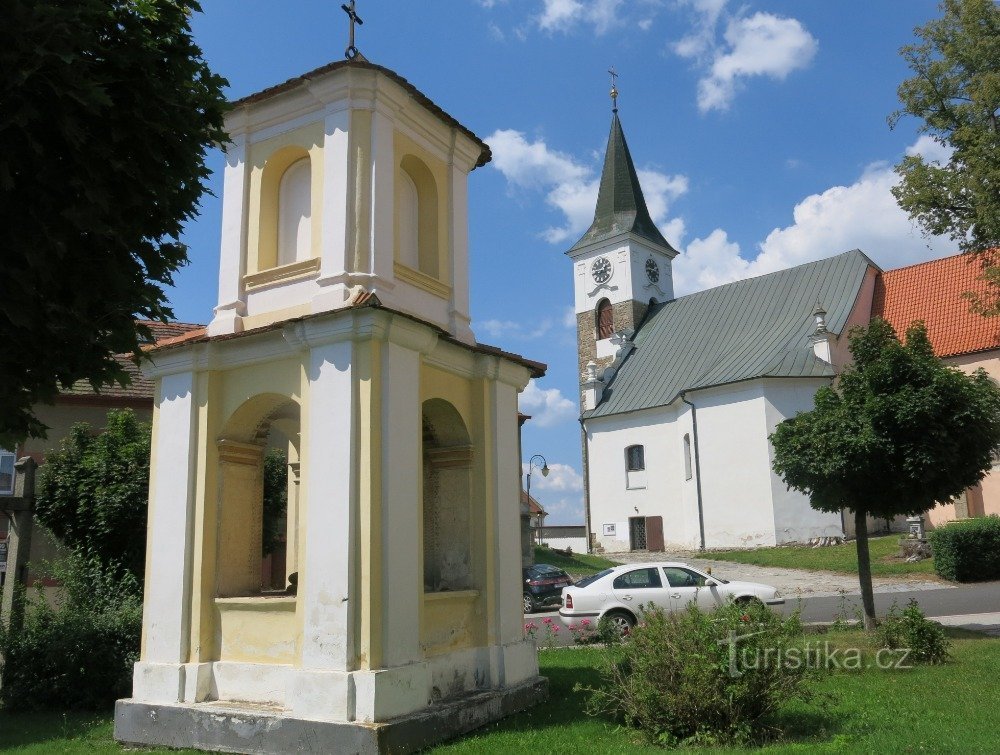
[209,133,249,336]
[133,371,199,703]
[0,457,37,630]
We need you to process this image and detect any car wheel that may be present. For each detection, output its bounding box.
[523,593,535,614]
[735,596,764,607]
[604,610,635,638]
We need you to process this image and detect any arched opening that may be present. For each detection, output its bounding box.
[596,298,613,340]
[396,155,439,278]
[216,394,301,597]
[277,157,312,267]
[422,398,473,593]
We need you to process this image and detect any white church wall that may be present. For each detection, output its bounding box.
[694,381,778,548]
[763,378,846,543]
[586,404,701,552]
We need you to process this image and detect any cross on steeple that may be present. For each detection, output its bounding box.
[342,0,363,59]
[608,67,619,113]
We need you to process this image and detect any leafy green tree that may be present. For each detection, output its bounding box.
[770,320,1000,629]
[889,0,1000,311]
[0,0,228,447]
[262,448,289,558]
[35,409,152,580]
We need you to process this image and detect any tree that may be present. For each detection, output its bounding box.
[889,0,1000,312]
[770,320,1000,629]
[262,448,289,557]
[35,409,152,580]
[0,0,228,447]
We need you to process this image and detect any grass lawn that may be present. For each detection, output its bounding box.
[707,535,939,578]
[1,629,996,752]
[533,545,619,577]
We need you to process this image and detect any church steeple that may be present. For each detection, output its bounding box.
[569,113,677,254]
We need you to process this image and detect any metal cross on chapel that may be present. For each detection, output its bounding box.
[342,0,363,59]
[608,67,619,113]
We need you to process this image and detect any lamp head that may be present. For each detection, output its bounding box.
[541,463,550,477]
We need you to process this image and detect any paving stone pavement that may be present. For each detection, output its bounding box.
[605,550,950,598]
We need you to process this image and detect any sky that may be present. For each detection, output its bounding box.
[173,0,954,525]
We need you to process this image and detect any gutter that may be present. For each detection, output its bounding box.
[680,391,706,551]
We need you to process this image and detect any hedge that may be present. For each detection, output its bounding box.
[929,515,1000,582]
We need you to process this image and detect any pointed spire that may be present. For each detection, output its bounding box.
[569,113,677,254]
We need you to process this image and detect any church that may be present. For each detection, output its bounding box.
[571,107,890,552]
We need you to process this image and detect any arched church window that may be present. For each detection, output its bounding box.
[596,298,613,340]
[277,158,312,267]
[626,444,645,471]
[397,155,440,279]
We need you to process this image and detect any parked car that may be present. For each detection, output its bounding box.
[559,562,784,635]
[523,563,573,613]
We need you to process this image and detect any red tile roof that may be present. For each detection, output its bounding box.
[60,320,205,401]
[873,253,1000,358]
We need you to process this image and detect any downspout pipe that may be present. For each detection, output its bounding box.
[680,391,706,551]
[579,416,594,553]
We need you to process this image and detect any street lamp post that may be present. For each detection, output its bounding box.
[525,454,549,547]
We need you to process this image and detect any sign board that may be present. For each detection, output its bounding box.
[0,539,7,573]
[602,523,616,537]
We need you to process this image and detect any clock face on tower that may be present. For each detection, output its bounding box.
[591,256,612,284]
[645,257,660,284]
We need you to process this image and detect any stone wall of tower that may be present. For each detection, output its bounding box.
[575,299,648,402]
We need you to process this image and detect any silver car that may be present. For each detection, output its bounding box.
[559,562,785,635]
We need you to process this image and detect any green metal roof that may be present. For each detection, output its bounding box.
[569,113,678,254]
[586,249,879,419]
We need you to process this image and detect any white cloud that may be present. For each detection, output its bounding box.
[486,128,687,246]
[673,140,954,296]
[519,380,578,427]
[562,306,577,329]
[537,0,626,35]
[522,461,583,492]
[906,134,952,165]
[673,2,817,113]
[480,317,553,340]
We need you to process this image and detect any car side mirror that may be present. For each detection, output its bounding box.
[705,579,718,587]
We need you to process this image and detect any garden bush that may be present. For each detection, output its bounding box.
[582,600,815,747]
[929,515,1000,582]
[875,599,950,664]
[0,554,142,711]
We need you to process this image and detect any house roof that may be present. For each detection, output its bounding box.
[60,321,204,401]
[587,249,877,419]
[873,252,1000,358]
[569,113,677,254]
[521,490,546,516]
[230,57,492,169]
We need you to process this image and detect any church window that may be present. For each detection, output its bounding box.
[397,155,440,279]
[596,298,613,340]
[683,434,693,480]
[0,449,15,495]
[277,157,312,267]
[626,445,645,471]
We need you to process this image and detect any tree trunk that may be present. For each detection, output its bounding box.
[854,509,877,630]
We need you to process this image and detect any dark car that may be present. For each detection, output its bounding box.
[523,563,573,613]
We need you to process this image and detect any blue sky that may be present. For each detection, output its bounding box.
[174,0,953,524]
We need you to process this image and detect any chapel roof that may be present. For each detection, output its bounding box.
[569,113,677,254]
[587,249,877,418]
[873,252,1000,358]
[520,490,546,516]
[229,57,492,169]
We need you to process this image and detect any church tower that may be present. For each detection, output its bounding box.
[567,103,678,396]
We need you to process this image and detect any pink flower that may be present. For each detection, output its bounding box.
[542,617,553,624]
[581,619,591,627]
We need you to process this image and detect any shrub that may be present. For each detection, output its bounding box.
[929,515,1000,582]
[582,601,815,747]
[0,554,142,711]
[875,599,950,665]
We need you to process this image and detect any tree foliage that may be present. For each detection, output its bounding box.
[0,0,228,447]
[771,319,1000,625]
[262,448,289,558]
[890,0,1000,310]
[35,409,152,580]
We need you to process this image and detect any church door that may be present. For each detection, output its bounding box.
[645,516,664,552]
[628,516,647,550]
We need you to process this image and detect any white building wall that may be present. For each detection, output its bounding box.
[763,378,846,543]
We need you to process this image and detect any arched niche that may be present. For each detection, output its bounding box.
[216,394,301,597]
[422,398,473,593]
[396,155,439,278]
[257,146,313,272]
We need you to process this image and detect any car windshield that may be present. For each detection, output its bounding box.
[572,568,614,589]
[531,564,566,576]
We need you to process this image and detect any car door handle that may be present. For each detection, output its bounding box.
[670,593,681,599]
[622,595,633,601]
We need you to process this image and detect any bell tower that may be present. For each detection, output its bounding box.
[208,54,488,345]
[567,95,678,393]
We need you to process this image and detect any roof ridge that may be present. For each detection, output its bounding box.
[882,250,968,276]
